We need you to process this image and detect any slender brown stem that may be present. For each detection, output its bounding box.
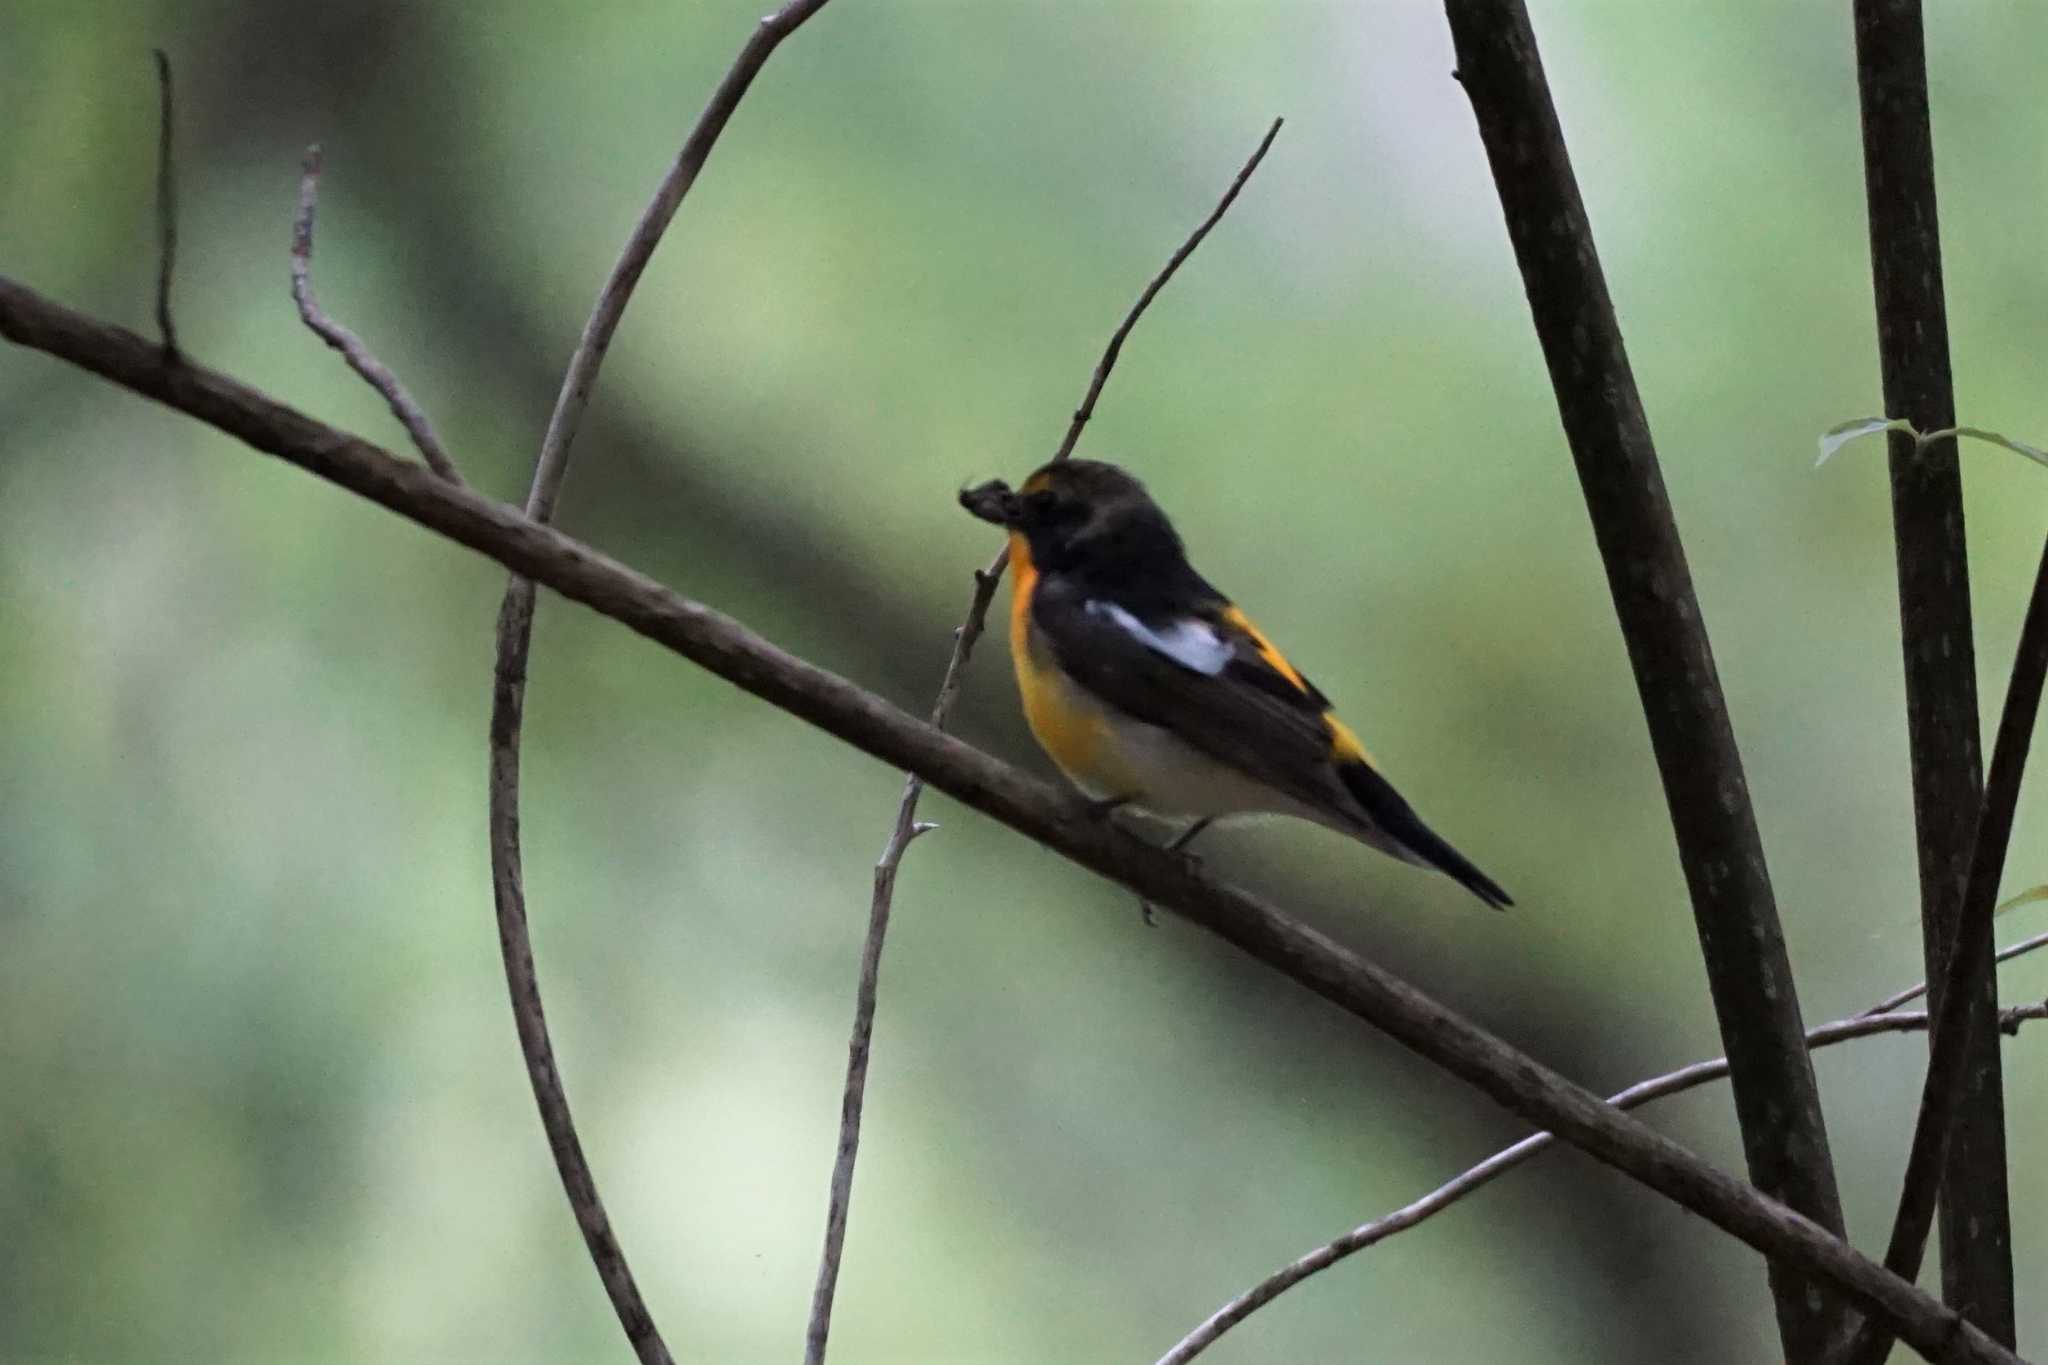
[151,49,179,358]
[290,146,462,484]
[1863,929,2048,1017]
[802,796,933,1365]
[1832,537,2048,1365]
[803,119,1283,1363]
[484,2,833,1360]
[1849,0,2012,1344]
[0,274,2023,1365]
[1049,116,1281,463]
[1442,4,1846,1355]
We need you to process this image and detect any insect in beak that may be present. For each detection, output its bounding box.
[959,479,1021,527]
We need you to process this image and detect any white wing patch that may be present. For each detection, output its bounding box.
[1086,599,1232,675]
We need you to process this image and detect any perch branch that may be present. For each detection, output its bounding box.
[1442,2,1844,1354]
[1832,536,2048,1365]
[290,145,462,484]
[1159,947,2048,1365]
[485,2,833,1362]
[0,275,2022,1365]
[802,117,1282,1364]
[1849,0,2011,1341]
[151,49,179,358]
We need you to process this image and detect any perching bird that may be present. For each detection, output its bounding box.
[959,459,1510,909]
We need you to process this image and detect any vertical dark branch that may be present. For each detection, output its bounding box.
[1831,538,2048,1365]
[1850,0,2013,1341]
[1440,3,1846,1356]
[150,49,179,358]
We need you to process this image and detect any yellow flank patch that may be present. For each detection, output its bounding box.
[1323,712,1377,767]
[1221,605,1310,693]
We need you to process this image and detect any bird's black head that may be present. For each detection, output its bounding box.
[959,459,1186,580]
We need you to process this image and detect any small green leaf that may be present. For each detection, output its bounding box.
[1995,884,2048,918]
[1816,416,1912,467]
[1818,416,2048,472]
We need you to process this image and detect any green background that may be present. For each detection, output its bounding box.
[3,2,2044,1360]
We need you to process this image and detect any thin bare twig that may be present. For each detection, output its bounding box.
[801,794,934,1365]
[803,120,1283,1365]
[1443,3,1844,1354]
[485,3,831,1361]
[1049,116,1281,463]
[1158,940,2048,1365]
[0,274,2025,1365]
[1833,536,2048,1365]
[151,49,178,358]
[289,146,462,485]
[1863,928,2048,1017]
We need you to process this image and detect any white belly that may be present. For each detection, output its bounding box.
[1036,665,1322,822]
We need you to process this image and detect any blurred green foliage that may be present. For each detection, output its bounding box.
[3,2,2045,1361]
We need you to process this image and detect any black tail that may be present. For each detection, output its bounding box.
[1338,761,1513,910]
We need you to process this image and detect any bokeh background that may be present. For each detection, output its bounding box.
[4,2,2046,1361]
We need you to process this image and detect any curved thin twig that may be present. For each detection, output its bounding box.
[290,146,462,484]
[1158,946,2048,1365]
[802,119,1284,1365]
[485,3,833,1361]
[0,273,2027,1365]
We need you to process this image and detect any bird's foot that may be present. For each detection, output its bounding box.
[1080,794,1135,821]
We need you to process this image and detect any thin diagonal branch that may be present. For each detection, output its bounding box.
[0,275,2023,1365]
[1158,940,2048,1365]
[1832,535,2048,1365]
[1851,0,2011,1339]
[151,49,179,358]
[1049,116,1281,463]
[1442,3,1845,1355]
[290,145,462,485]
[485,3,832,1361]
[803,120,1283,1365]
[1864,928,2048,1017]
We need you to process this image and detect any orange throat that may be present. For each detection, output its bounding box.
[1006,530,1038,660]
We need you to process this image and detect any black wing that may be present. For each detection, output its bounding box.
[1028,575,1350,816]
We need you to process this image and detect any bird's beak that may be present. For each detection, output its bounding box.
[959,479,1020,527]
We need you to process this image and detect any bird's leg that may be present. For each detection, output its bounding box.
[1138,818,1215,927]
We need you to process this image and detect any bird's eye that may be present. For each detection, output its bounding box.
[1026,490,1060,522]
